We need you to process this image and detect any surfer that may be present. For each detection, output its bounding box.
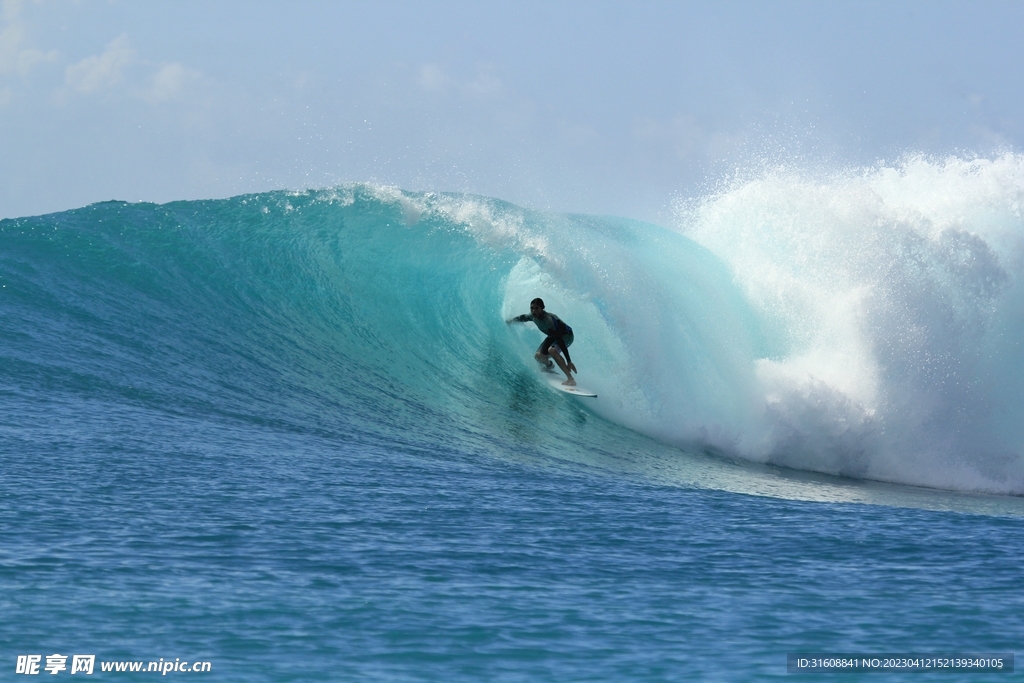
[506,298,578,386]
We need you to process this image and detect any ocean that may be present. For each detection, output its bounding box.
[2,155,1023,681]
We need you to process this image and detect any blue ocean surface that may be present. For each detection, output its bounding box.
[3,159,1024,681]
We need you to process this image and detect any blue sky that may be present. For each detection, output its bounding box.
[2,0,1022,222]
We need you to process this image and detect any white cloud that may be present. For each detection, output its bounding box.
[416,63,504,98]
[464,68,502,97]
[417,63,447,91]
[55,33,202,106]
[462,65,501,98]
[65,34,136,93]
[144,62,199,104]
[0,0,57,76]
[632,115,743,162]
[0,0,25,74]
[0,23,21,73]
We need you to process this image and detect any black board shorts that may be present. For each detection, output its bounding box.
[537,333,574,356]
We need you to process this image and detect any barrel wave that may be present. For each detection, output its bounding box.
[3,155,1024,495]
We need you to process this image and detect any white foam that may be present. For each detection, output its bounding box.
[674,153,1024,494]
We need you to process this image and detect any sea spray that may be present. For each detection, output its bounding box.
[674,153,1024,492]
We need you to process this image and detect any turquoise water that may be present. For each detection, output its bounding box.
[3,165,1024,680]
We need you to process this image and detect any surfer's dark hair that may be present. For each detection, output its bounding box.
[530,298,545,309]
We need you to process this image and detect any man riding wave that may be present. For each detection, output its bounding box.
[506,298,578,386]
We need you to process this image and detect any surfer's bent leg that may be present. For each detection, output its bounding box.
[535,337,555,368]
[547,334,576,386]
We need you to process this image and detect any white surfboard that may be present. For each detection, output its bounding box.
[542,372,597,398]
